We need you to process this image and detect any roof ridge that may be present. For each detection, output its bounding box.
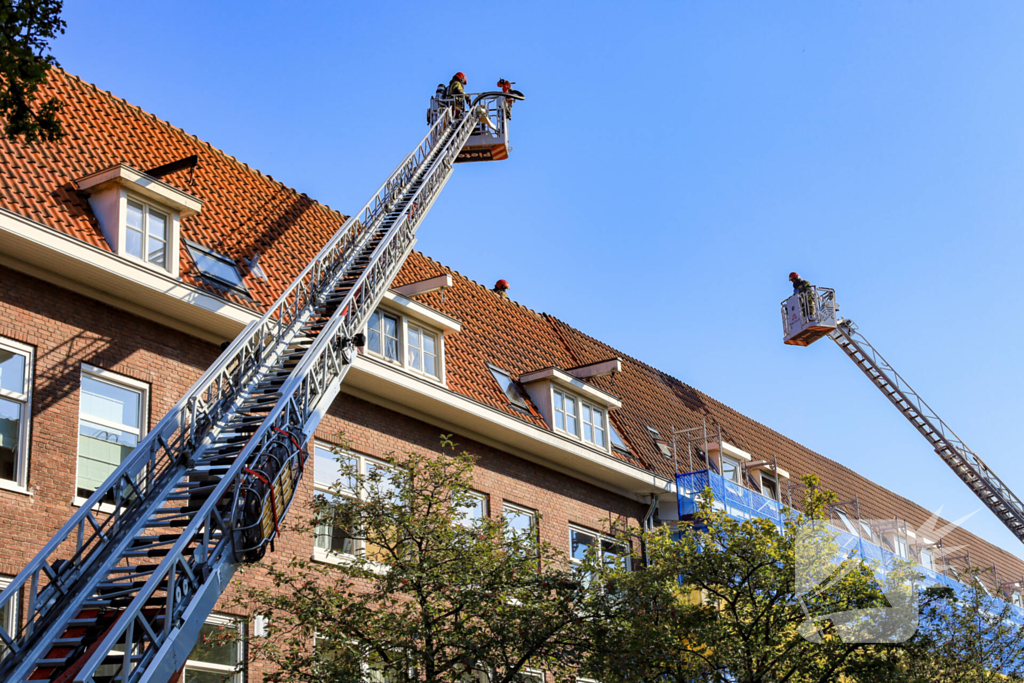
[59,69,346,221]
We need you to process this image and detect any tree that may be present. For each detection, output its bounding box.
[0,0,65,143]
[234,436,597,683]
[583,475,897,683]
[864,571,1024,683]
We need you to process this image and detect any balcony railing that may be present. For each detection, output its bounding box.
[676,469,1024,624]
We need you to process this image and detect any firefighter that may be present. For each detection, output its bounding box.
[447,72,470,115]
[498,78,514,120]
[789,272,816,319]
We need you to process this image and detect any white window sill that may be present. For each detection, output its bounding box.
[362,354,446,387]
[552,428,612,458]
[0,479,31,496]
[311,549,388,575]
[72,496,120,515]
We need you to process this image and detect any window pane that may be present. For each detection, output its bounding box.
[609,422,628,450]
[314,445,356,490]
[383,314,398,339]
[565,396,577,435]
[456,493,486,527]
[0,398,22,481]
[368,312,381,354]
[602,539,628,569]
[77,420,138,495]
[190,622,238,667]
[424,352,436,378]
[583,422,593,443]
[0,349,26,395]
[315,520,356,556]
[571,529,596,562]
[147,208,167,241]
[408,346,421,371]
[423,332,436,355]
[721,457,739,483]
[191,248,244,287]
[125,201,144,259]
[81,376,141,429]
[503,507,534,540]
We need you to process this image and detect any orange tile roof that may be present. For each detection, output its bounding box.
[5,69,1024,580]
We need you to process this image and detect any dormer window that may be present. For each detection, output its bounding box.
[126,199,169,267]
[185,241,248,295]
[360,292,460,385]
[519,367,621,453]
[76,163,203,279]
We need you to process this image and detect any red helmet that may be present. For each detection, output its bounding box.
[494,279,509,290]
[789,272,800,280]
[455,72,467,85]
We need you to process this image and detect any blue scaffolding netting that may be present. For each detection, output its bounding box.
[676,469,1024,627]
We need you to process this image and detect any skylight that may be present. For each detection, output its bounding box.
[487,365,529,409]
[609,421,629,452]
[185,241,247,293]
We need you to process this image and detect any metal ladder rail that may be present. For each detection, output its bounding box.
[0,107,460,681]
[69,105,485,683]
[830,320,1024,543]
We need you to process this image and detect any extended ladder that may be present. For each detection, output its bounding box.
[829,319,1024,544]
[0,90,521,683]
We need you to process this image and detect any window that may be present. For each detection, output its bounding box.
[759,472,778,501]
[570,526,630,588]
[0,576,16,662]
[553,389,578,436]
[313,443,395,561]
[502,503,536,543]
[406,324,438,378]
[895,536,909,560]
[367,310,400,362]
[183,617,243,683]
[455,491,488,528]
[125,198,169,269]
[185,241,248,294]
[833,509,859,536]
[581,402,606,448]
[920,546,935,571]
[518,672,544,683]
[488,365,529,409]
[76,367,146,499]
[0,338,32,489]
[720,455,741,484]
[608,421,629,452]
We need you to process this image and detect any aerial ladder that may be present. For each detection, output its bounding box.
[0,83,524,683]
[781,286,1024,546]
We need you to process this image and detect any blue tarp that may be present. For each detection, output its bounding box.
[676,469,1024,626]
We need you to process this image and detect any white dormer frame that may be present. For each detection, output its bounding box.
[519,367,622,454]
[361,291,462,385]
[77,164,203,278]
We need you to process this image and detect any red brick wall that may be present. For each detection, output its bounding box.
[0,264,645,682]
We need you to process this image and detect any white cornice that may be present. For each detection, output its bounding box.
[0,207,256,342]
[519,366,622,409]
[76,164,203,217]
[382,290,462,334]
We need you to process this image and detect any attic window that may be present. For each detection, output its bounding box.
[608,421,629,453]
[185,241,248,294]
[646,426,672,458]
[488,365,529,409]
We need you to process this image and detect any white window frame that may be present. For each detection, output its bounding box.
[405,322,440,379]
[312,442,394,564]
[552,388,579,437]
[502,502,537,543]
[455,490,489,528]
[73,364,149,509]
[720,455,741,484]
[364,307,448,384]
[759,472,778,501]
[580,401,606,448]
[183,613,245,683]
[519,671,544,683]
[0,575,17,662]
[0,337,33,493]
[920,545,935,571]
[569,525,631,573]
[124,195,171,271]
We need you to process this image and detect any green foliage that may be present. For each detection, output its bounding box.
[235,435,595,683]
[584,485,894,683]
[0,0,65,142]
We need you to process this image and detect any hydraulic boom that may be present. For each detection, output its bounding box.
[782,287,1024,546]
[0,89,523,683]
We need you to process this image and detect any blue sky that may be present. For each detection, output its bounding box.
[56,1,1024,559]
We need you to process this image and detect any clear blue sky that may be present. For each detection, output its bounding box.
[55,1,1024,559]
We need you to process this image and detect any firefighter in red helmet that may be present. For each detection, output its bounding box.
[447,72,470,116]
[789,272,816,319]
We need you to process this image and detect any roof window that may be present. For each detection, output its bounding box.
[608,421,629,453]
[185,241,248,294]
[488,365,529,409]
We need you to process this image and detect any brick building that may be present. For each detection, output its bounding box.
[0,70,1021,681]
